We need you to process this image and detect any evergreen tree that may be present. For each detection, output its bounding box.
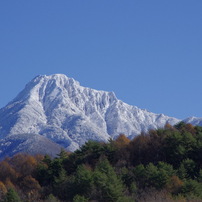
[93,158,125,202]
[74,164,93,197]
[73,195,88,202]
[4,188,21,202]
[178,159,198,180]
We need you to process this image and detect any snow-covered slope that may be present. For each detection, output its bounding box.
[183,117,202,126]
[0,74,180,153]
[0,133,62,159]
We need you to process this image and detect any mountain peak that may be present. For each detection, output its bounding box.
[31,74,80,86]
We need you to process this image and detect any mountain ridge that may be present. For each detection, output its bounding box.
[0,74,184,157]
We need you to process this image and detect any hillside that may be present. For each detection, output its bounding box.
[0,123,201,202]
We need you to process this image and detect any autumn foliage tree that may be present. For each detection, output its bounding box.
[0,123,201,201]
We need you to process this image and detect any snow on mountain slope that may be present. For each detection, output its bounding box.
[0,74,180,152]
[0,133,62,159]
[183,117,202,126]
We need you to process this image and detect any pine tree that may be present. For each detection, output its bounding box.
[93,158,125,201]
[4,188,21,202]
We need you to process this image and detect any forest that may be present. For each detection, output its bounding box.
[0,122,201,202]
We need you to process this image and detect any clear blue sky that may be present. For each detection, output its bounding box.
[0,1,202,119]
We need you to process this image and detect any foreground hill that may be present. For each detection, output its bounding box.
[0,123,201,202]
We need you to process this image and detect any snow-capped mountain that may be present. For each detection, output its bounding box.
[0,74,180,155]
[183,117,202,126]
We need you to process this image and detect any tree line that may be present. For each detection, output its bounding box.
[0,122,201,201]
